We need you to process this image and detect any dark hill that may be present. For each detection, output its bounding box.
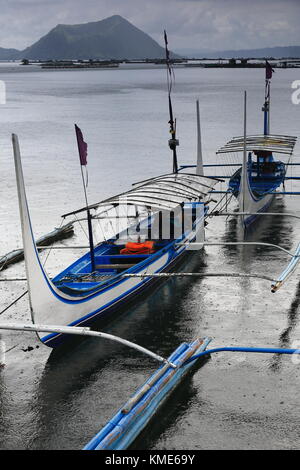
[0,47,20,60]
[21,15,169,60]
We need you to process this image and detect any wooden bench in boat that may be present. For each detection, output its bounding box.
[94,254,150,271]
[95,264,136,270]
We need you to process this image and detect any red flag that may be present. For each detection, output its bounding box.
[266,61,274,80]
[75,124,88,166]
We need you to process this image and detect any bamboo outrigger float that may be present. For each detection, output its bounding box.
[0,321,299,451]
[83,340,300,450]
[82,335,300,451]
[83,337,211,450]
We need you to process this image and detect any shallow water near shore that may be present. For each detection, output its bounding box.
[0,63,300,450]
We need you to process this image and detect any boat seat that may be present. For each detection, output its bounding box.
[95,264,135,270]
[106,254,149,258]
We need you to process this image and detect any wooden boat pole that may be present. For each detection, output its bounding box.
[80,166,95,273]
[75,125,96,272]
[0,323,177,368]
[240,90,247,226]
[268,86,271,135]
[196,100,204,176]
[264,62,271,135]
[164,31,178,174]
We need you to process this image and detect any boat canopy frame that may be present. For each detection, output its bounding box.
[216,134,297,156]
[62,173,220,218]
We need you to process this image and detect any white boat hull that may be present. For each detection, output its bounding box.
[238,155,275,228]
[12,134,205,348]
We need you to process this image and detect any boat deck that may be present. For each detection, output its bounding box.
[52,241,172,296]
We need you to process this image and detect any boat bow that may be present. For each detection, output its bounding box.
[12,134,91,335]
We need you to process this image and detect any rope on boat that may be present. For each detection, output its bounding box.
[183,346,300,366]
[41,218,65,267]
[206,192,234,218]
[0,290,28,317]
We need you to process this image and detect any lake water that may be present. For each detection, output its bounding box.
[0,62,300,450]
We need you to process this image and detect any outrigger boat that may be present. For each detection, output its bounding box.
[13,133,219,349]
[214,62,297,228]
[11,36,220,349]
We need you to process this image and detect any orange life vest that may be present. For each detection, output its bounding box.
[120,241,155,255]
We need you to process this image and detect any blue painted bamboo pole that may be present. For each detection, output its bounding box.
[184,346,300,366]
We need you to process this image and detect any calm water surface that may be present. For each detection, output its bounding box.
[0,63,300,450]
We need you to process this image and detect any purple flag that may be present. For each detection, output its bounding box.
[75,124,88,166]
[266,61,274,80]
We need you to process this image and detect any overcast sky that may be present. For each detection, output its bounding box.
[0,0,300,51]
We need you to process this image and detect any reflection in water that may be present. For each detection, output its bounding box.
[270,280,300,372]
[0,374,9,448]
[25,197,300,449]
[30,251,208,449]
[221,198,293,268]
[217,199,292,311]
[220,198,300,373]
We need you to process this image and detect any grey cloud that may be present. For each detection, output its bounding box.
[0,0,299,51]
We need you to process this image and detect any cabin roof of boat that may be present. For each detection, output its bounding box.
[62,173,220,217]
[216,134,297,155]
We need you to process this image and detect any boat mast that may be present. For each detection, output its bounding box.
[196,99,204,175]
[240,91,247,225]
[164,31,179,174]
[75,124,96,272]
[263,60,274,135]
